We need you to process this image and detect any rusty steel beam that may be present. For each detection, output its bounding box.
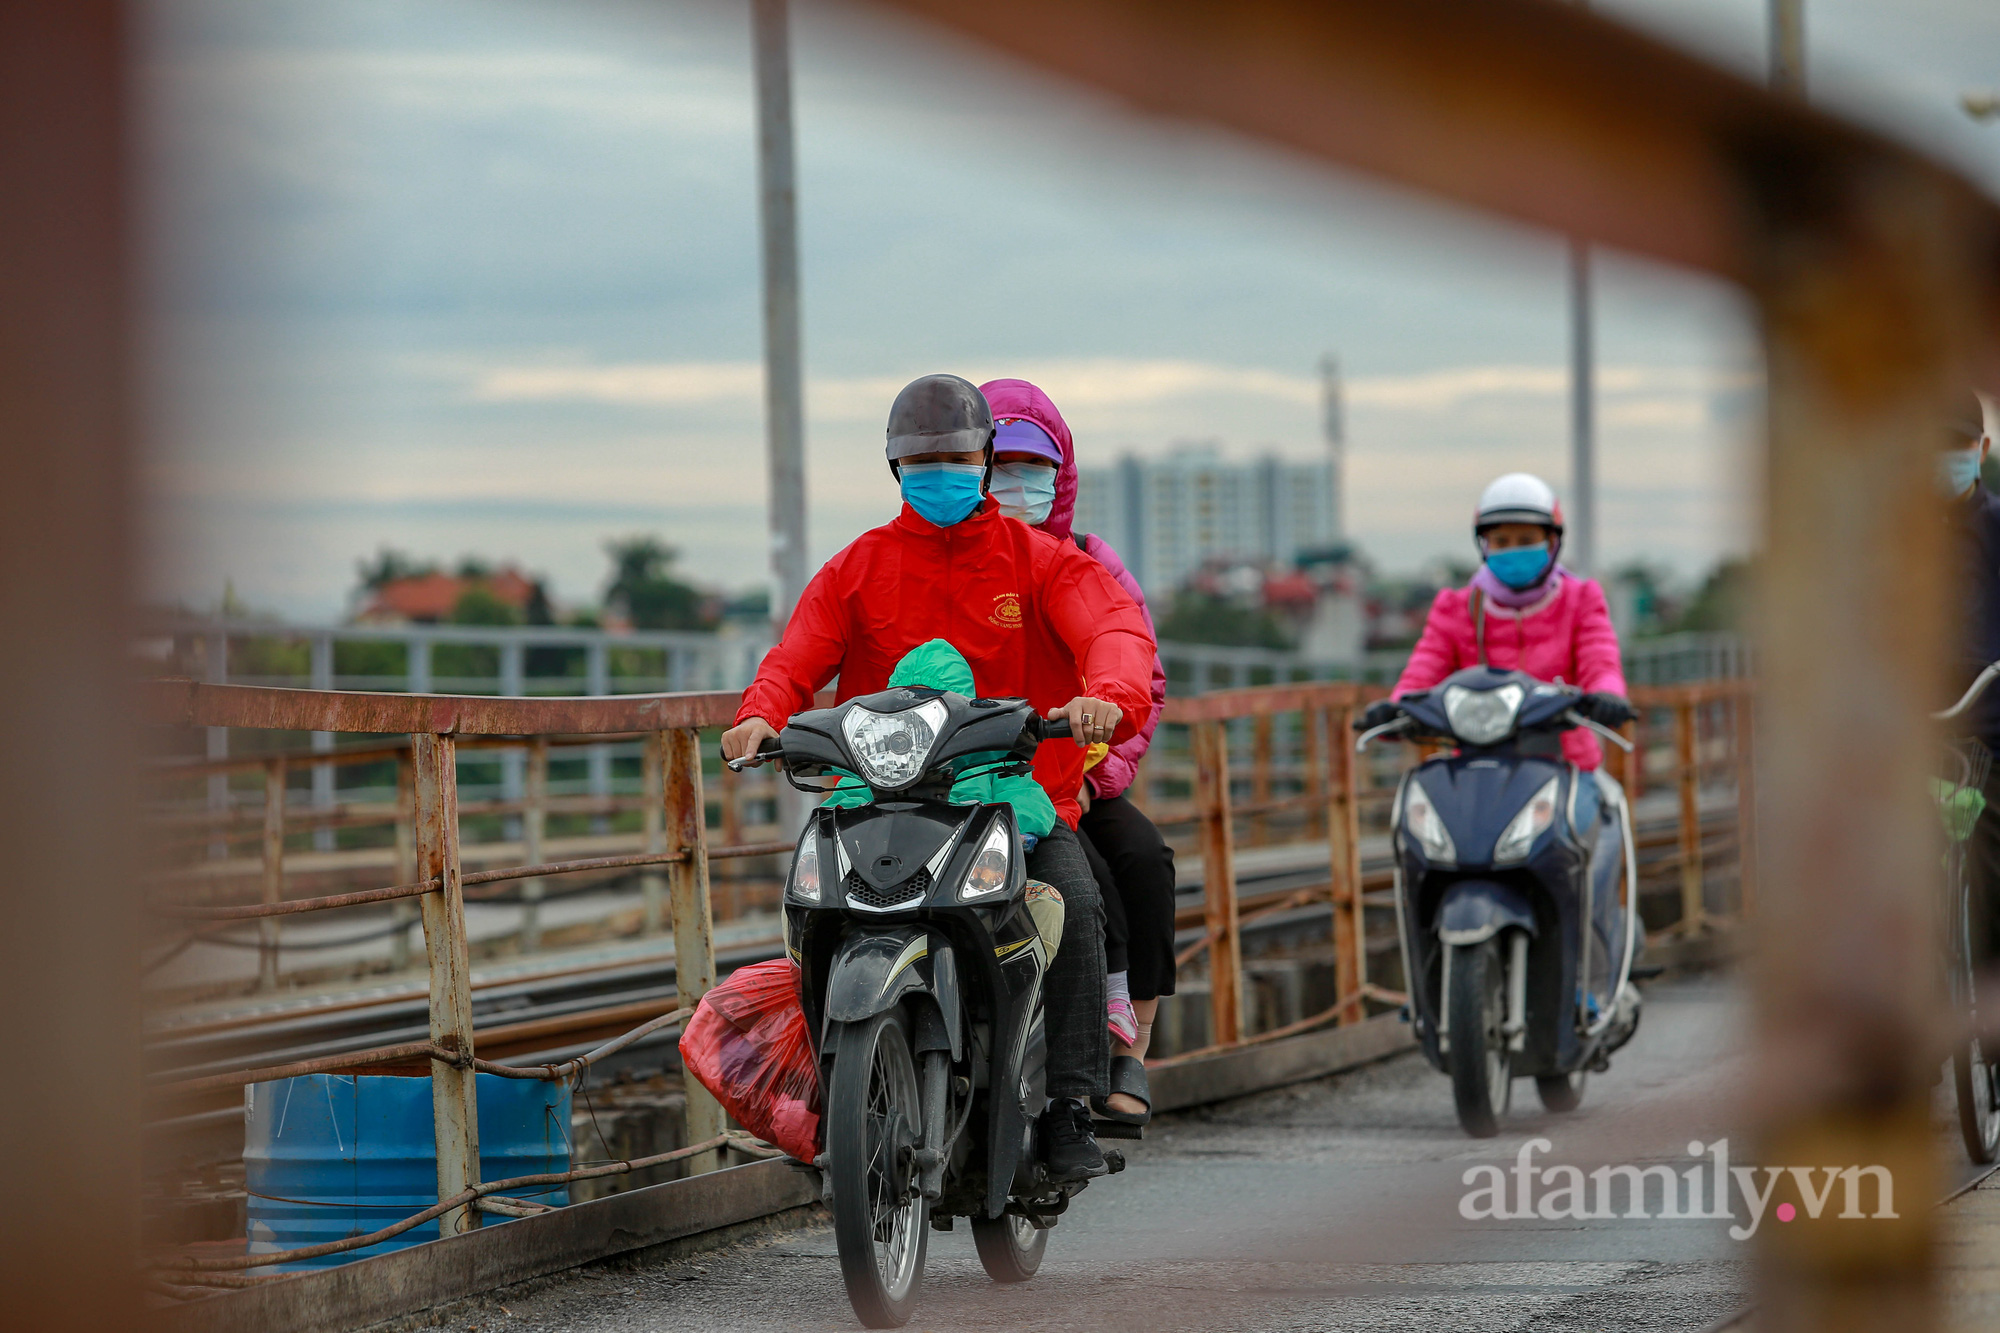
[414,734,481,1235]
[1191,719,1245,1045]
[662,727,725,1171]
[1674,697,1706,936]
[143,678,744,736]
[868,0,2000,295]
[0,4,141,1329]
[258,756,286,990]
[1163,681,1362,725]
[1324,706,1366,1025]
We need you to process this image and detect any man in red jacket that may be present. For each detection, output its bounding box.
[722,373,1157,1181]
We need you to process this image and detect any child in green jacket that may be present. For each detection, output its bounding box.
[819,638,1058,845]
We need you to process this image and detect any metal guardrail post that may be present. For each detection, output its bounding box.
[1325,703,1365,1024]
[310,634,335,852]
[660,727,723,1172]
[413,732,480,1233]
[718,753,744,917]
[520,737,547,953]
[587,643,611,833]
[1675,693,1705,935]
[1250,713,1273,846]
[259,757,285,991]
[408,639,433,695]
[1734,687,1757,917]
[641,735,666,935]
[1191,719,1244,1045]
[391,751,416,971]
[1302,703,1326,840]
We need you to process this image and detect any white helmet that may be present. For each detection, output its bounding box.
[1475,472,1565,535]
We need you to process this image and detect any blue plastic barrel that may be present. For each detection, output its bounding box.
[244,1073,571,1270]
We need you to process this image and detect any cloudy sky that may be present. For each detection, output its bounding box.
[141,0,2000,620]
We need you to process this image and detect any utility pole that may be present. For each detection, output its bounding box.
[1319,353,1345,545]
[1566,0,1595,577]
[1567,240,1594,576]
[753,0,808,632]
[1769,0,1806,97]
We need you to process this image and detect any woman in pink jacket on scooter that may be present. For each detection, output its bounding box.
[1374,473,1636,764]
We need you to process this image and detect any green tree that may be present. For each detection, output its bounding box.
[604,536,713,631]
[1676,558,1752,633]
[1156,591,1294,650]
[356,547,437,591]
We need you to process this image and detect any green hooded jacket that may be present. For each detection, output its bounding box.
[819,638,1058,839]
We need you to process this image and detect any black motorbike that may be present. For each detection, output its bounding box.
[728,687,1120,1328]
[1357,666,1642,1137]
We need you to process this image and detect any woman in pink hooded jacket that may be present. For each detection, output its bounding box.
[1378,473,1636,763]
[981,377,1172,1126]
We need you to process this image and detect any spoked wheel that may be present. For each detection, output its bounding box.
[1952,1041,2000,1164]
[971,1212,1048,1283]
[1447,938,1512,1138]
[1536,1072,1586,1114]
[826,1008,929,1328]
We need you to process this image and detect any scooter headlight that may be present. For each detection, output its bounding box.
[1442,683,1525,746]
[1493,776,1561,864]
[841,699,949,789]
[958,821,1012,901]
[786,831,821,904]
[1401,779,1457,865]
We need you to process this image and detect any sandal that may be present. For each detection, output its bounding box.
[1091,1054,1152,1127]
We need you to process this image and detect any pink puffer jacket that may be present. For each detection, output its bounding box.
[1393,576,1626,769]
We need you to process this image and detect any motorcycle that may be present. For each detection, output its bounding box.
[728,687,1122,1328]
[1356,666,1642,1138]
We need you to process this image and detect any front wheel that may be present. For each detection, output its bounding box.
[1447,938,1511,1138]
[971,1213,1048,1283]
[825,1008,929,1328]
[1953,1043,1999,1164]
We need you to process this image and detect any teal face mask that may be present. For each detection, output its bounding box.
[1486,544,1553,590]
[1940,446,1984,497]
[900,462,987,527]
[990,461,1057,526]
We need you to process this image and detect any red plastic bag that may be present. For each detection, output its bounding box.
[681,958,821,1163]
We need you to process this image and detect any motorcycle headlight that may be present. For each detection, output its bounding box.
[958,821,1012,901]
[786,832,821,904]
[840,699,949,789]
[1442,683,1525,746]
[1493,776,1561,864]
[1401,779,1456,865]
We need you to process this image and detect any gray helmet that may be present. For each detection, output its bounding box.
[886,374,994,461]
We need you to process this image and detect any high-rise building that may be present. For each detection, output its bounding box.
[1072,444,1341,595]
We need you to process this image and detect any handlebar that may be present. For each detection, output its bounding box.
[1041,716,1074,741]
[1563,709,1636,753]
[724,735,784,772]
[1936,661,2000,721]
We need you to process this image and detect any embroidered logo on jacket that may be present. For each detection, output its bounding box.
[989,592,1023,629]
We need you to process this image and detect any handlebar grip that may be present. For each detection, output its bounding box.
[1043,717,1074,740]
[758,735,782,756]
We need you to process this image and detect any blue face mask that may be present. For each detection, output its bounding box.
[1940,446,1985,497]
[900,462,987,528]
[990,461,1058,526]
[1486,543,1553,591]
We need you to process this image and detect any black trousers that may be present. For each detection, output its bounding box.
[1023,821,1108,1100]
[1078,794,1178,1000]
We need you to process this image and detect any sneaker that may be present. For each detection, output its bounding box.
[1040,1099,1108,1183]
[1107,997,1139,1047]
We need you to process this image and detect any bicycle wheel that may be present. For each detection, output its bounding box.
[1952,859,2000,1163]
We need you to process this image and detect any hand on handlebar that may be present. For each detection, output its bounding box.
[1577,692,1638,729]
[721,716,779,764]
[1356,699,1402,732]
[1048,696,1121,747]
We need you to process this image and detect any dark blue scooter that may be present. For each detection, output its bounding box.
[1357,666,1642,1137]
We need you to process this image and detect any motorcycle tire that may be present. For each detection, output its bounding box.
[826,1007,930,1328]
[971,1213,1048,1283]
[1447,938,1511,1138]
[1536,1072,1585,1114]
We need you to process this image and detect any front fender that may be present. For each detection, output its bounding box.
[1436,878,1537,947]
[823,927,932,1025]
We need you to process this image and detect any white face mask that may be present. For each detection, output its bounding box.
[1940,444,1986,497]
[990,461,1057,526]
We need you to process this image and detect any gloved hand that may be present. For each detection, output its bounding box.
[1577,692,1637,728]
[1356,699,1403,731]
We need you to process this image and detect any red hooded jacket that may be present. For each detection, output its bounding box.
[734,495,1157,828]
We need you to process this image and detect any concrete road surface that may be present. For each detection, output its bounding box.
[438,977,1755,1332]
